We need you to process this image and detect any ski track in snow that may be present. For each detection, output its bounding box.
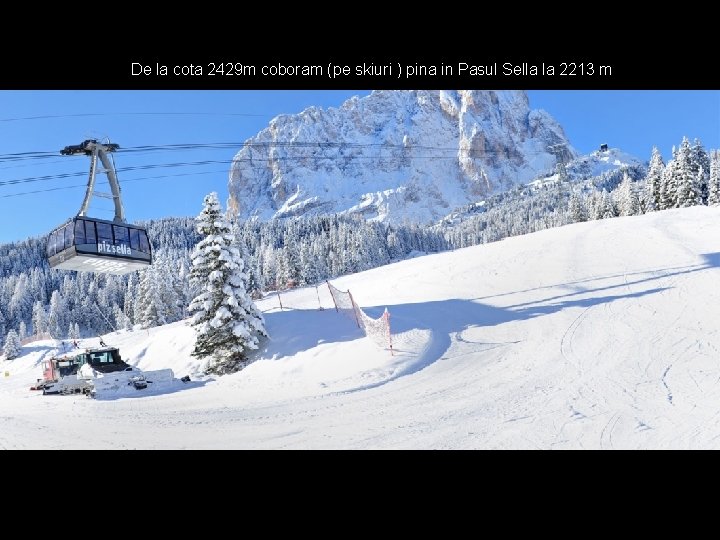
[2,206,720,449]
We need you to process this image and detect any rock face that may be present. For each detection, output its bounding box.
[228,90,575,224]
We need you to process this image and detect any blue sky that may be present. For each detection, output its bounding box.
[0,90,717,244]
[527,90,719,159]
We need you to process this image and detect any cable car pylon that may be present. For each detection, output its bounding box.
[61,139,124,222]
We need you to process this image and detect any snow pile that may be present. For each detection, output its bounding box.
[90,368,176,400]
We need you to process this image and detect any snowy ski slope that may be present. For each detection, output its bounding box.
[1,206,719,449]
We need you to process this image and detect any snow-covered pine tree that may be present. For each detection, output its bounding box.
[586,191,604,220]
[18,321,27,341]
[3,329,21,359]
[77,295,100,336]
[675,137,700,208]
[277,228,302,288]
[10,274,31,324]
[133,272,147,328]
[155,260,180,323]
[261,246,278,291]
[124,273,137,327]
[137,267,166,329]
[709,150,720,205]
[31,300,46,336]
[644,147,664,212]
[188,192,267,375]
[71,322,80,341]
[239,242,262,297]
[311,238,329,284]
[112,305,128,334]
[172,260,186,315]
[660,159,677,210]
[47,290,65,339]
[299,242,320,284]
[225,208,263,298]
[601,190,616,219]
[0,306,6,343]
[616,172,639,216]
[691,139,710,204]
[568,192,586,223]
[695,170,705,207]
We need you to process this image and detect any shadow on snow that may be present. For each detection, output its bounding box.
[258,253,720,389]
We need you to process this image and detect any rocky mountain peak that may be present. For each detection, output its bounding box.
[228,90,575,224]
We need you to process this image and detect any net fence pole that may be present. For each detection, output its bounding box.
[385,308,394,356]
[316,285,323,310]
[347,290,362,329]
[327,280,338,312]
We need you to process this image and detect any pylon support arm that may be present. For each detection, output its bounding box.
[63,139,125,223]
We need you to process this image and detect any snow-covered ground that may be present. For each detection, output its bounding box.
[2,206,720,449]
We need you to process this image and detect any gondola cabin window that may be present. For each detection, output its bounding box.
[74,220,85,244]
[85,220,96,244]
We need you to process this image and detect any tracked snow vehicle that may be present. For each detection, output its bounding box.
[32,346,175,398]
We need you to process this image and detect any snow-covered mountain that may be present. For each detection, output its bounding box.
[435,146,646,231]
[566,147,644,180]
[228,90,576,224]
[522,147,645,189]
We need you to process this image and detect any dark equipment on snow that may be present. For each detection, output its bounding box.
[31,347,130,394]
[47,139,153,275]
[129,376,148,390]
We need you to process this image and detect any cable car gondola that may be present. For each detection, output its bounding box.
[46,139,152,275]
